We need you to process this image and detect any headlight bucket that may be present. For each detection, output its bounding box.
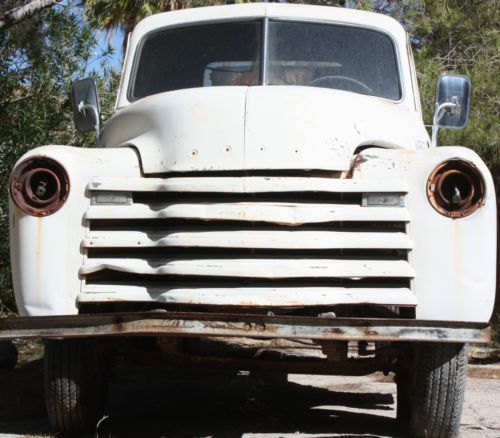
[427,159,485,218]
[10,156,70,216]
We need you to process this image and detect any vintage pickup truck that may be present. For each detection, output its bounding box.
[2,3,496,437]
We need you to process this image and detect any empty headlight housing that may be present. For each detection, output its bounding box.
[10,156,70,216]
[427,159,485,218]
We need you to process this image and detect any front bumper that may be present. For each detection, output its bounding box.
[0,312,491,343]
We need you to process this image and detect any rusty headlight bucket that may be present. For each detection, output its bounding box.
[427,159,485,218]
[10,157,70,216]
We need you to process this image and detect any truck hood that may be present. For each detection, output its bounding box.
[102,86,429,174]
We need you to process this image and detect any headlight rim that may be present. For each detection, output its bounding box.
[427,158,485,219]
[10,156,70,217]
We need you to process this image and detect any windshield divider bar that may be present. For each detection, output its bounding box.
[261,17,269,85]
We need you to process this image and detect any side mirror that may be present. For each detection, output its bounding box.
[70,78,101,140]
[431,74,471,147]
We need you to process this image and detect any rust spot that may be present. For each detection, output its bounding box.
[346,154,369,178]
[10,156,69,217]
[326,328,344,335]
[264,324,278,333]
[98,297,126,302]
[364,330,379,336]
[427,159,485,218]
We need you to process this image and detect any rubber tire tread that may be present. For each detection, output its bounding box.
[408,342,467,438]
[44,338,107,436]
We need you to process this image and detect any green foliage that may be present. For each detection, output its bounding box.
[81,0,174,45]
[493,318,500,346]
[406,0,500,172]
[81,0,261,50]
[0,2,118,312]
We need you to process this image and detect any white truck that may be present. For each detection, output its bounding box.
[1,4,496,437]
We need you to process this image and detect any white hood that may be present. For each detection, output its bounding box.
[102,86,429,174]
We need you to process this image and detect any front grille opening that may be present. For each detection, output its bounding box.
[88,219,408,233]
[78,302,416,319]
[133,191,363,205]
[145,169,344,179]
[83,272,412,289]
[86,247,410,259]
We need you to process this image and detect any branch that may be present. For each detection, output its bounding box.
[0,0,61,30]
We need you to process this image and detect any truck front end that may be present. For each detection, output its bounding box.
[3,5,496,437]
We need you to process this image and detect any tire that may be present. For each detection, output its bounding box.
[397,342,468,438]
[0,340,18,369]
[44,338,110,436]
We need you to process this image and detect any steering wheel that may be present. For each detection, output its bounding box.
[307,75,373,94]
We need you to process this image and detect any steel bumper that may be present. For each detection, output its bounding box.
[0,312,491,343]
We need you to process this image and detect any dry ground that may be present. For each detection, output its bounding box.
[0,343,499,438]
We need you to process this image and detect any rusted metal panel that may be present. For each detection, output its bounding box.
[0,312,490,343]
[426,159,485,218]
[83,229,413,250]
[88,176,409,194]
[10,157,70,217]
[79,285,418,306]
[85,202,411,224]
[80,258,415,278]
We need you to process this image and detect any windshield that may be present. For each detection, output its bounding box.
[267,21,401,100]
[131,21,262,99]
[130,19,401,101]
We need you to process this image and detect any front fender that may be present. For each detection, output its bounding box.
[9,145,141,316]
[352,146,497,322]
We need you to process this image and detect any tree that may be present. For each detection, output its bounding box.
[0,0,61,29]
[82,0,178,51]
[81,0,258,50]
[402,0,499,174]
[0,1,117,312]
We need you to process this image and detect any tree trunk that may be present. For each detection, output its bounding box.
[0,0,60,30]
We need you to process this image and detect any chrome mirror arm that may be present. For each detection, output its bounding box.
[431,100,459,148]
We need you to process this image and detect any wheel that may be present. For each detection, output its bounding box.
[396,342,468,438]
[44,338,111,436]
[0,340,18,369]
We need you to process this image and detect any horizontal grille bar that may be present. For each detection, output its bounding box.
[80,258,414,279]
[83,229,412,250]
[85,202,410,224]
[88,176,408,194]
[79,284,416,306]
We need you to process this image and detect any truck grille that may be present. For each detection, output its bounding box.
[79,175,415,308]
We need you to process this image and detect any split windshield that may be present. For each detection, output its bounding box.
[130,19,401,101]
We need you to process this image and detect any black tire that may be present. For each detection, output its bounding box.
[44,338,110,436]
[397,342,468,438]
[0,340,18,370]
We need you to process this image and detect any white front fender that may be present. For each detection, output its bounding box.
[9,145,141,316]
[352,146,497,322]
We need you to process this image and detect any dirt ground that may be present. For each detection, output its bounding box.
[1,344,499,438]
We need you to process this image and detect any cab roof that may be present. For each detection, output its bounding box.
[132,3,406,40]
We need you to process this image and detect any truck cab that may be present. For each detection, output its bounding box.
[4,4,496,437]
